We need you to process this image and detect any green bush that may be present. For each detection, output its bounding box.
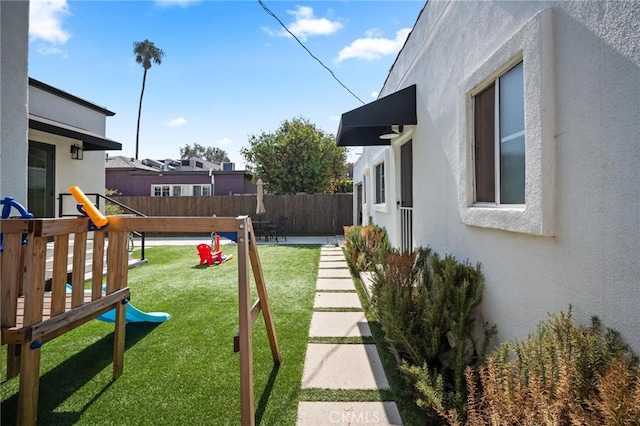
[104,188,123,215]
[343,224,391,272]
[333,178,353,193]
[371,247,495,423]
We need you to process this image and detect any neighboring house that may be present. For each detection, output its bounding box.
[106,155,256,196]
[174,157,221,172]
[338,2,640,353]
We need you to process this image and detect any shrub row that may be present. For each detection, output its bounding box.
[344,226,639,424]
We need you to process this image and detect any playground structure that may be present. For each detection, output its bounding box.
[1,191,280,425]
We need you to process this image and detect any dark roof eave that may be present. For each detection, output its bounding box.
[29,114,122,151]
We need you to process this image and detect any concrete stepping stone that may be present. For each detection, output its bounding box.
[319,256,345,263]
[301,344,390,389]
[318,268,351,278]
[321,247,343,252]
[319,255,346,260]
[308,311,371,337]
[316,278,355,291]
[314,292,361,309]
[297,401,403,425]
[320,251,344,256]
[318,260,349,269]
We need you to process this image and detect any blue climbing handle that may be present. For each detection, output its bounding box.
[0,197,34,252]
[1,197,33,220]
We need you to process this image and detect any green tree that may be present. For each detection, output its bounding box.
[133,39,165,160]
[241,117,347,194]
[180,143,230,163]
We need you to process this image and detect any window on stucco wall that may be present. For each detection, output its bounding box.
[474,61,525,205]
[363,175,367,204]
[458,9,555,236]
[375,162,385,204]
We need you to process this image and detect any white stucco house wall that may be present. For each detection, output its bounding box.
[27,78,122,217]
[1,1,29,207]
[0,0,122,218]
[340,1,640,353]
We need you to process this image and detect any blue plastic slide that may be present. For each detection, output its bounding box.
[96,304,170,323]
[66,284,170,323]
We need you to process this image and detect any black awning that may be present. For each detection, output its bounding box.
[336,84,417,147]
[29,114,122,151]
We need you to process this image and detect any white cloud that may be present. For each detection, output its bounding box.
[364,28,383,38]
[261,26,278,38]
[371,91,379,99]
[29,0,71,46]
[329,115,341,122]
[154,0,201,9]
[264,6,343,41]
[165,117,187,127]
[217,137,233,146]
[37,45,67,57]
[335,28,411,63]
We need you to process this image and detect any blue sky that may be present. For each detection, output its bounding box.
[28,0,425,167]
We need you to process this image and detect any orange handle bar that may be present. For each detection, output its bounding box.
[69,186,108,227]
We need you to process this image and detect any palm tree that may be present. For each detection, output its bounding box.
[133,39,165,160]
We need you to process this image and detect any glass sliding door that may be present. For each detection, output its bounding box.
[28,141,55,218]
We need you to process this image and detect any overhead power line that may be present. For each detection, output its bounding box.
[257,0,365,105]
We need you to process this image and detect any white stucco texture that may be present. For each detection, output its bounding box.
[355,1,640,352]
[0,1,29,204]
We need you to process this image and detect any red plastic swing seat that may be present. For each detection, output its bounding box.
[197,243,222,266]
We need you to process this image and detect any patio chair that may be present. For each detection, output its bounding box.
[268,216,287,243]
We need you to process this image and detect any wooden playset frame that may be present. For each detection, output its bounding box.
[1,215,280,425]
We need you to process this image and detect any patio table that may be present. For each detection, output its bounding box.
[252,220,271,241]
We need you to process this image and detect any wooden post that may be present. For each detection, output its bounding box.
[237,217,255,426]
[51,234,69,316]
[6,344,20,379]
[106,231,128,294]
[91,232,105,300]
[17,342,41,426]
[107,231,128,380]
[1,233,24,326]
[18,235,47,426]
[71,232,87,308]
[247,221,281,365]
[22,236,46,326]
[113,299,126,380]
[2,232,24,379]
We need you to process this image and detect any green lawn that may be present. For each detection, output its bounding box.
[1,244,320,425]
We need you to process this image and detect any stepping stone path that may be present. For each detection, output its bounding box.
[297,245,403,425]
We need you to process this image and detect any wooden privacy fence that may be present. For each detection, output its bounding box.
[112,193,353,235]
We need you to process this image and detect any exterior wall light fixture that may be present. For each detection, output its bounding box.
[70,144,83,160]
[379,124,404,140]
